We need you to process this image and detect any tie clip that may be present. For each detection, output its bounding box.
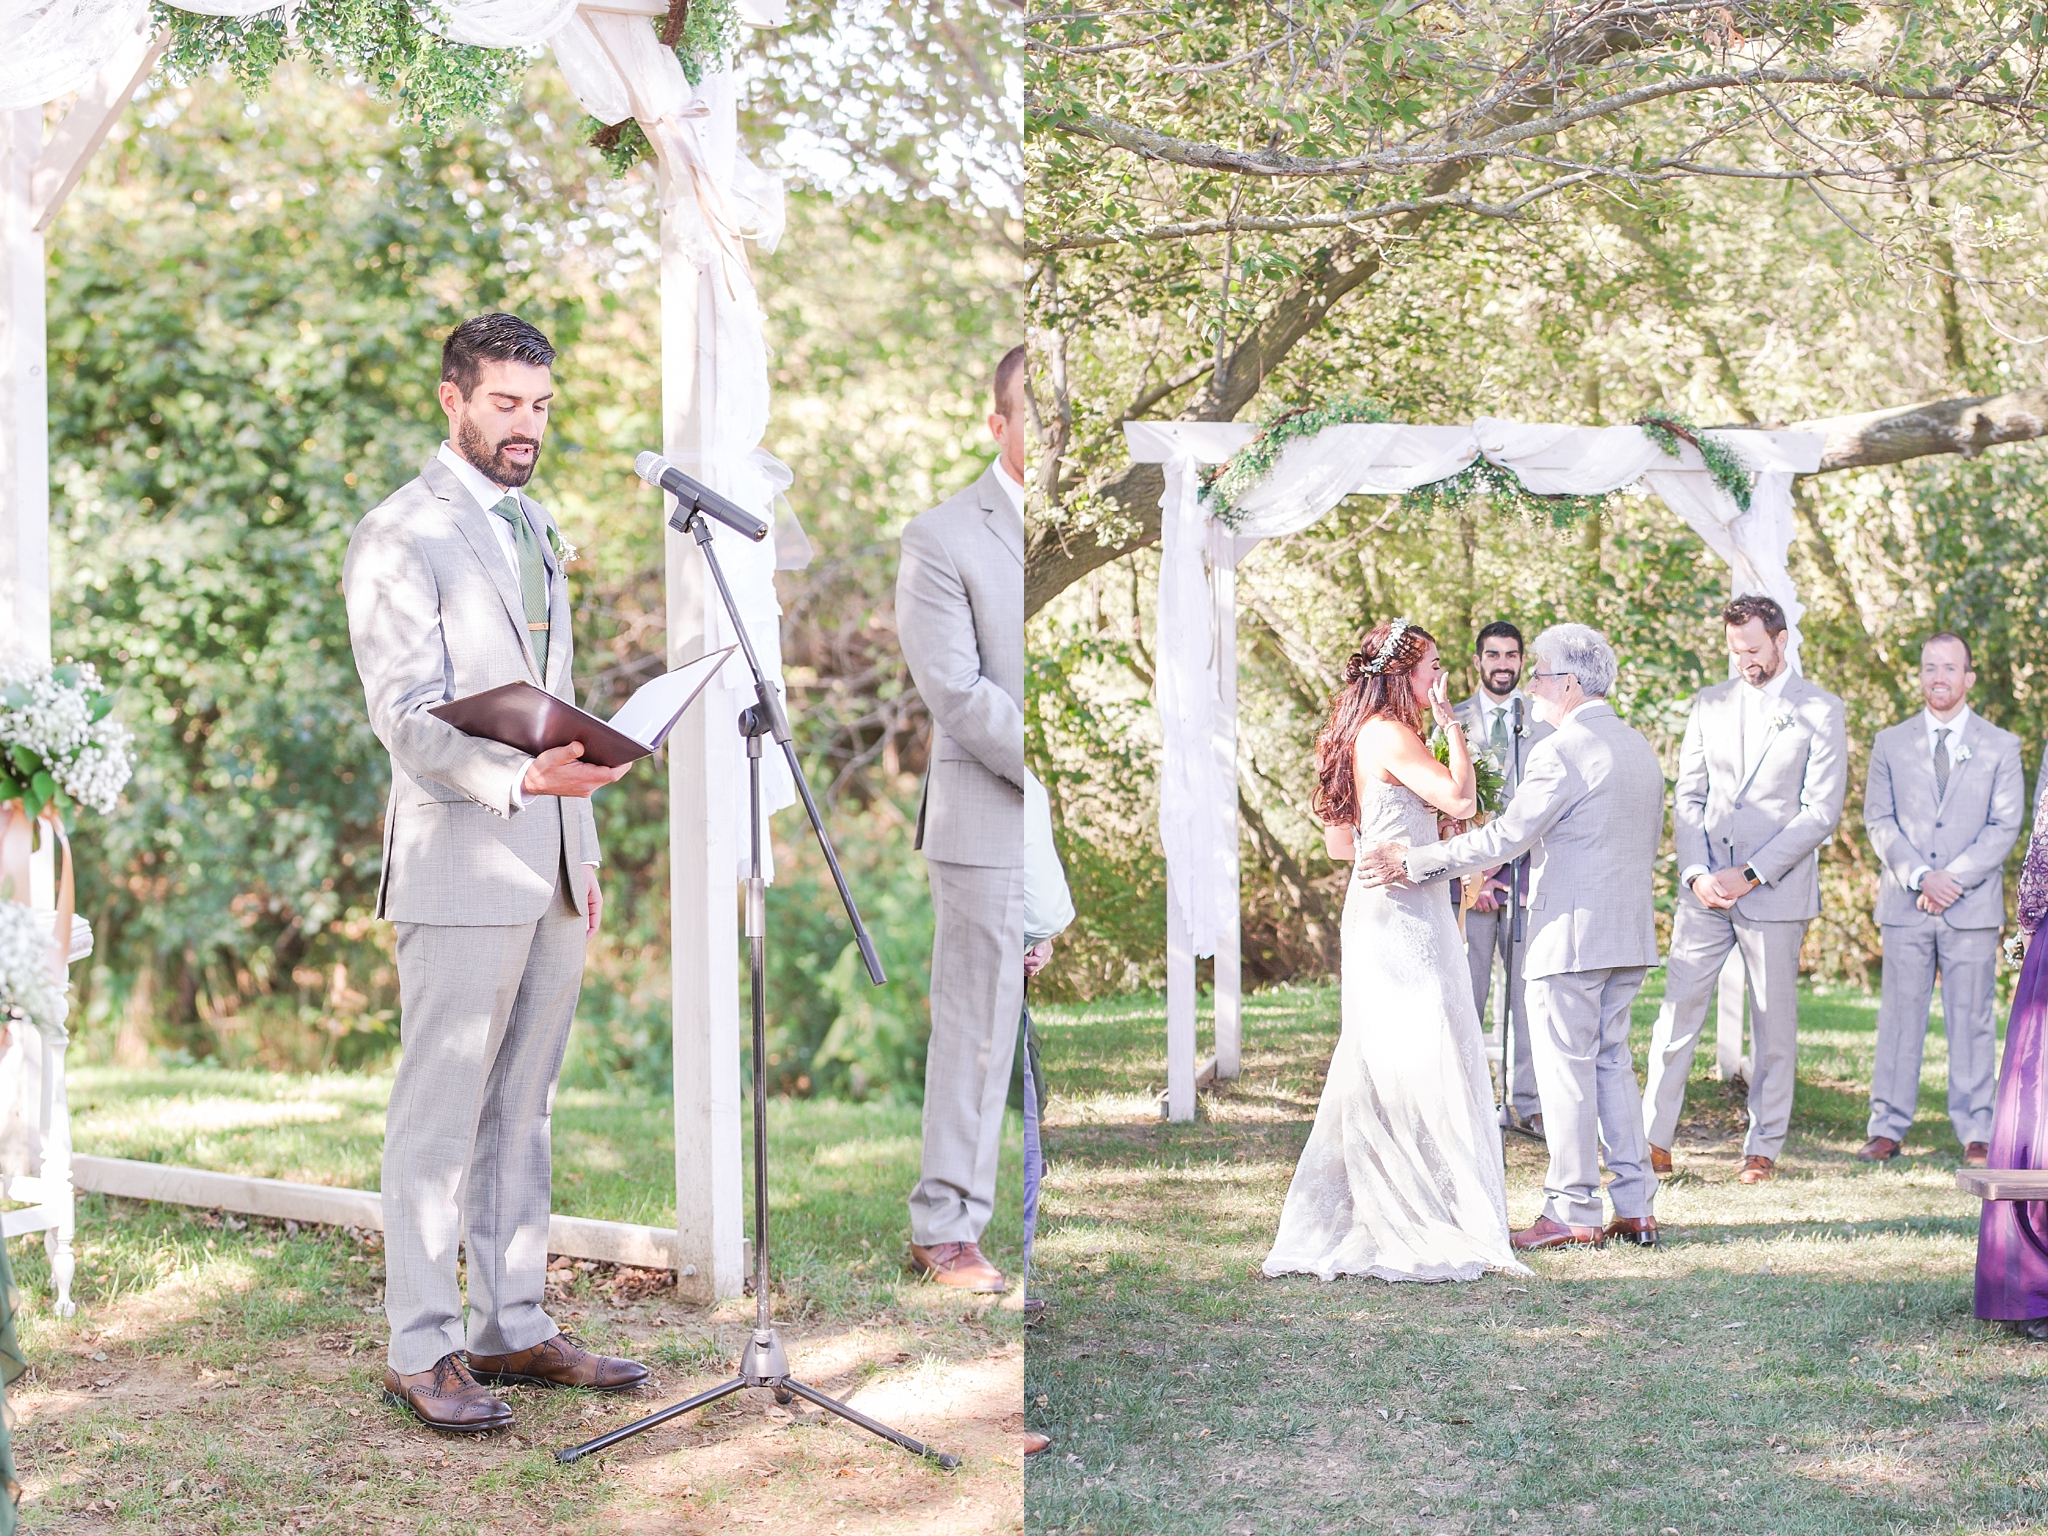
[528,622,550,630]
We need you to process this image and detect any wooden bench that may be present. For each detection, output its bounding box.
[1956,1169,2048,1201]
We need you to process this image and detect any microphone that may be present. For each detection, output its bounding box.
[1512,697,1523,735]
[634,451,769,542]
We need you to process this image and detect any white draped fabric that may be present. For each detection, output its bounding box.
[1126,417,1826,969]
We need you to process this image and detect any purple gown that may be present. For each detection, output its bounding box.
[1976,821,2048,1321]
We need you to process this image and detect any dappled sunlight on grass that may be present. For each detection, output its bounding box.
[1029,977,2048,1535]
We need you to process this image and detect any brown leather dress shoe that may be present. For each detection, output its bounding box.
[1648,1145,1673,1176]
[1509,1215,1603,1251]
[383,1354,514,1433]
[466,1335,650,1393]
[1965,1142,1991,1168]
[1604,1215,1658,1247]
[1022,1431,1051,1457]
[910,1241,1006,1293]
[1739,1155,1776,1184]
[1858,1136,1903,1162]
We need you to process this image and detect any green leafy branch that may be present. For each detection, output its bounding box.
[1638,412,1756,511]
[1204,397,1390,524]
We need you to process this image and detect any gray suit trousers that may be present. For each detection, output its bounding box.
[1466,903,1537,1118]
[1527,967,1655,1228]
[1868,922,1999,1147]
[1645,902,1807,1159]
[385,877,584,1374]
[911,858,1025,1245]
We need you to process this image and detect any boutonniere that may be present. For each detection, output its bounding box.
[1951,743,1972,765]
[544,524,579,565]
[1767,701,1796,731]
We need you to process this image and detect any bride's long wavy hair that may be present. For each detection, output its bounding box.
[1312,619,1436,828]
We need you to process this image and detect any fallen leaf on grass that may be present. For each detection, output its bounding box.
[1503,1385,1527,1393]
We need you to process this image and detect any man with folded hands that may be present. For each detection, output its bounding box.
[343,312,649,1432]
[1859,632,2024,1169]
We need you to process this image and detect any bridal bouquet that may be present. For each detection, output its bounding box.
[0,656,134,826]
[0,901,67,1033]
[1431,729,1506,815]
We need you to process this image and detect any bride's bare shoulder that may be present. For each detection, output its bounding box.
[1352,716,1425,779]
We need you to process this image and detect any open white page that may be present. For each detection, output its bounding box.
[608,649,735,749]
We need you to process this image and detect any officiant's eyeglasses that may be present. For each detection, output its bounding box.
[1528,670,1573,687]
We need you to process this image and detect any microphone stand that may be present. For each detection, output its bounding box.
[557,501,957,1470]
[1501,697,1536,1142]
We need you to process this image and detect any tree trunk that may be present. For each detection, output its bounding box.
[1792,391,2048,471]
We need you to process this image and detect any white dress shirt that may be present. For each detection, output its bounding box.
[1906,704,1973,890]
[1682,666,1794,891]
[1475,689,1529,757]
[437,442,526,587]
[994,457,1026,519]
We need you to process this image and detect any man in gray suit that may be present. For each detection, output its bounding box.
[1642,595,1848,1185]
[344,314,648,1431]
[1860,632,2024,1167]
[1360,624,1667,1250]
[896,347,1027,1292]
[1453,620,1555,1134]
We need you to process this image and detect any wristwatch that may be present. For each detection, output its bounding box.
[1741,864,1761,887]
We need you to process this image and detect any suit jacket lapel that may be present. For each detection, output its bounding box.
[423,458,544,685]
[980,465,1024,568]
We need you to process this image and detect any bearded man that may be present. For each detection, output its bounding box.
[343,312,649,1431]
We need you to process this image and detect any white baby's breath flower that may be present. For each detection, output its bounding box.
[0,902,67,1034]
[1952,743,1973,765]
[0,653,133,816]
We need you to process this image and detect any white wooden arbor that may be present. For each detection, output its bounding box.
[2,0,800,1303]
[1125,418,1828,1121]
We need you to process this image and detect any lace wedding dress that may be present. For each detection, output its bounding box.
[1263,777,1531,1283]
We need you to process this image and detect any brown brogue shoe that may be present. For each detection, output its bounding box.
[1604,1215,1658,1248]
[1648,1145,1673,1176]
[383,1354,514,1433]
[1509,1215,1603,1252]
[1965,1141,1991,1168]
[1023,1431,1051,1457]
[466,1335,649,1393]
[1739,1155,1776,1184]
[909,1241,1006,1293]
[1858,1136,1903,1163]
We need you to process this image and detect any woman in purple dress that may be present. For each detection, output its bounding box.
[1978,801,2048,1338]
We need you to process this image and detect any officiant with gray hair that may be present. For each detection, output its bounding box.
[1641,595,1848,1185]
[1858,632,2024,1168]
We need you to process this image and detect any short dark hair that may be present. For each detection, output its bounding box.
[1923,631,1974,669]
[442,313,556,399]
[1475,621,1524,655]
[994,345,1027,417]
[1721,594,1787,637]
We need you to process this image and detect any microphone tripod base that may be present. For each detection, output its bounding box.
[554,1327,961,1470]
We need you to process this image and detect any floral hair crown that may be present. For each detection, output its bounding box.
[1361,618,1412,676]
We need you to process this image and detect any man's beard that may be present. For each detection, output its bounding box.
[1483,668,1519,696]
[455,416,540,488]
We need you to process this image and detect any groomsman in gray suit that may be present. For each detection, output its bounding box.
[896,347,1027,1292]
[1860,633,2024,1167]
[1642,595,1848,1185]
[1454,621,1555,1134]
[1363,624,1667,1248]
[345,314,648,1431]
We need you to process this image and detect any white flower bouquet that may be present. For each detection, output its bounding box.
[0,655,133,824]
[0,901,67,1033]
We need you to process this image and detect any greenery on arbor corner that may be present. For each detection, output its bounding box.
[1200,396,1386,523]
[1639,411,1755,512]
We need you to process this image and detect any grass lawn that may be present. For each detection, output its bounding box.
[7,1066,1025,1534]
[1025,975,2048,1536]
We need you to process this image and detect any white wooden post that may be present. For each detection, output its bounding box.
[1208,520,1244,1081]
[1,108,49,669]
[660,214,745,1304]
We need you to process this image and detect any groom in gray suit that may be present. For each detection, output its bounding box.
[896,347,1027,1292]
[1453,621,1555,1133]
[1642,595,1848,1185]
[1860,632,2024,1166]
[345,314,648,1431]
[1360,624,1667,1249]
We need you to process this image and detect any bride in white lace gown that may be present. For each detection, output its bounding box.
[1263,619,1530,1284]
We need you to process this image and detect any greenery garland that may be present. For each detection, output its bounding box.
[154,0,740,158]
[1637,412,1756,512]
[1202,397,1389,525]
[1202,400,1759,528]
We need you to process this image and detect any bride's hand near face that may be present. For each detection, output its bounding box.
[1353,639,1479,824]
[1428,672,1458,731]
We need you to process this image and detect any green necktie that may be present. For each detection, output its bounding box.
[489,494,550,677]
[1488,705,1510,759]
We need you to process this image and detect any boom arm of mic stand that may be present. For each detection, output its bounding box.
[674,505,887,985]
